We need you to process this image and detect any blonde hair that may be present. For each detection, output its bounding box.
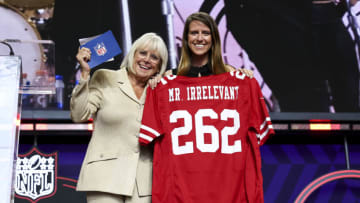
[121,33,168,75]
[177,12,227,76]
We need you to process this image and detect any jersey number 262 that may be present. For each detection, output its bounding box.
[170,109,241,155]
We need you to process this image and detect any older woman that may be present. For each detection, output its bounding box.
[71,32,168,203]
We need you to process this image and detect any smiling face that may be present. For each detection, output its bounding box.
[187,20,212,66]
[132,47,161,81]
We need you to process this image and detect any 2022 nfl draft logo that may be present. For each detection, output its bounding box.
[94,42,107,56]
[15,147,57,202]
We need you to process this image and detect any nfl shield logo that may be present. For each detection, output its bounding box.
[94,42,107,56]
[15,147,57,202]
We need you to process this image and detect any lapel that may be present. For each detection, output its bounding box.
[116,68,146,105]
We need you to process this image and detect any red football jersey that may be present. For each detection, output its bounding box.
[139,72,274,203]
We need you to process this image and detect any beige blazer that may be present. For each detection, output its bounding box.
[70,68,153,196]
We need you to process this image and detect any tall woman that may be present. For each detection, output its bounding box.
[175,12,252,77]
[71,33,168,203]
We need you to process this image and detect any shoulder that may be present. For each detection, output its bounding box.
[90,68,121,87]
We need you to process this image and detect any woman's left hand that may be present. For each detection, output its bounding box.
[238,68,254,78]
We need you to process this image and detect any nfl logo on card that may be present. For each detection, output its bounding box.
[94,42,107,56]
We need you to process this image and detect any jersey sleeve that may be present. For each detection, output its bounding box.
[139,87,163,145]
[249,78,275,145]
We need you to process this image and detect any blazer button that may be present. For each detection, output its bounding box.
[100,154,104,158]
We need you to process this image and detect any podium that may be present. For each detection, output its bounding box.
[0,37,55,202]
[0,55,22,203]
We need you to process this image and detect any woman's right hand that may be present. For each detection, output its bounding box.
[76,47,91,79]
[148,70,173,89]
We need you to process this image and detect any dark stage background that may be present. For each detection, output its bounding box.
[2,0,360,202]
[47,0,360,113]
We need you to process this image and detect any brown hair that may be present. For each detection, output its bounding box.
[177,12,228,76]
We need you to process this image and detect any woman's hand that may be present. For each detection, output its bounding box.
[148,69,174,89]
[148,74,162,89]
[227,65,254,78]
[76,47,92,79]
[238,68,254,78]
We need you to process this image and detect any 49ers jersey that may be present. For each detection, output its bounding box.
[139,72,274,203]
